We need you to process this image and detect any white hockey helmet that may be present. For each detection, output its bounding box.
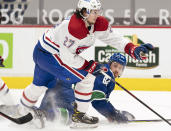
[77,0,102,14]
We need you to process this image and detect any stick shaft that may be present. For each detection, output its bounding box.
[0,112,33,124]
[129,119,171,123]
[115,81,171,126]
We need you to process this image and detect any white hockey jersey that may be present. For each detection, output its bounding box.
[39,14,130,69]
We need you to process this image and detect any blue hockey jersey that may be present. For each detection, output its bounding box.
[91,64,117,120]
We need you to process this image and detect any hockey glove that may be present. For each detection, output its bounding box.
[0,56,4,67]
[125,43,154,60]
[84,60,102,75]
[108,110,135,123]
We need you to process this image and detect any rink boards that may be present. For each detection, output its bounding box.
[1,77,171,91]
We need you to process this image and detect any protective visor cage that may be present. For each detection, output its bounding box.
[77,0,102,15]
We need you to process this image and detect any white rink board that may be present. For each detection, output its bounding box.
[0,27,170,78]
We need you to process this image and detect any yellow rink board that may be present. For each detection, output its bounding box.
[1,77,171,91]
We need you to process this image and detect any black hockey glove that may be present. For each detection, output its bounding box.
[108,110,135,123]
[84,60,102,75]
[0,56,4,67]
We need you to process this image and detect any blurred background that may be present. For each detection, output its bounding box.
[0,0,171,91]
[0,0,171,25]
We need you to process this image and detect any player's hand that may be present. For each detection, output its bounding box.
[0,56,5,67]
[130,43,154,60]
[108,110,135,123]
[84,60,102,75]
[125,43,154,60]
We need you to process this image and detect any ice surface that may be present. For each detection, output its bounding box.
[0,90,171,131]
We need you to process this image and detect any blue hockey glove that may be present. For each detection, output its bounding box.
[108,110,135,123]
[125,43,154,60]
[0,56,4,67]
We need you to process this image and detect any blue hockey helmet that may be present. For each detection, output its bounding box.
[109,53,127,66]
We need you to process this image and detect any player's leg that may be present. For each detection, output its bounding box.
[16,43,60,128]
[0,78,18,120]
[0,68,57,128]
[71,73,99,128]
[17,42,88,128]
[34,42,88,84]
[39,80,74,125]
[32,42,99,128]
[74,73,95,113]
[39,78,99,128]
[16,64,54,128]
[19,41,79,113]
[39,72,99,128]
[20,41,87,110]
[0,78,14,105]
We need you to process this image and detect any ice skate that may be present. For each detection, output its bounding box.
[70,103,99,129]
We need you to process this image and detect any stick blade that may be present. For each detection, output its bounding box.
[0,112,33,124]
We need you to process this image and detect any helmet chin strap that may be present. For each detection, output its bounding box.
[84,19,93,27]
[80,13,92,27]
[79,9,94,27]
[80,12,88,19]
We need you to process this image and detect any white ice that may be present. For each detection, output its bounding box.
[0,89,171,131]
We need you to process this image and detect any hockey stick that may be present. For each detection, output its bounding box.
[0,112,33,124]
[101,71,171,126]
[129,119,171,123]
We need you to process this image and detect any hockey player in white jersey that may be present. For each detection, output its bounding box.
[9,0,153,128]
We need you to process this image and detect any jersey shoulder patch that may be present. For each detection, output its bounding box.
[94,16,109,32]
[68,14,89,40]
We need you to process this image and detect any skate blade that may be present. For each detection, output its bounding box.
[70,122,98,129]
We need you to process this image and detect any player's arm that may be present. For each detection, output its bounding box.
[91,75,131,123]
[95,17,154,60]
[92,100,116,120]
[91,75,117,121]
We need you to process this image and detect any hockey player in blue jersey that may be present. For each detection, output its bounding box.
[39,53,135,126]
[90,53,135,123]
